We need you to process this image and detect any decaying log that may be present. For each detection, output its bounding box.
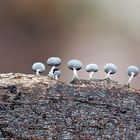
[0,73,140,140]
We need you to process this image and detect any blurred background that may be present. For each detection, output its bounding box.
[0,0,140,88]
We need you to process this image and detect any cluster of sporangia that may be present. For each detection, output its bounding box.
[32,57,139,86]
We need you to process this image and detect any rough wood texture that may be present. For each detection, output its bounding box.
[0,73,140,140]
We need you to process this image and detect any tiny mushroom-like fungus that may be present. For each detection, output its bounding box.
[104,63,117,79]
[127,65,139,86]
[47,57,61,79]
[85,64,99,80]
[53,68,61,80]
[67,59,82,81]
[32,62,45,76]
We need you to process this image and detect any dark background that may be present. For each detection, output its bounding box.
[0,0,139,88]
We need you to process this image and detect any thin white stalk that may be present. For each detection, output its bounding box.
[128,72,134,85]
[89,72,94,80]
[106,71,111,79]
[54,75,58,80]
[36,69,41,76]
[73,68,79,80]
[48,66,55,78]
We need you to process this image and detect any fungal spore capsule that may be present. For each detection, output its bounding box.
[67,59,82,81]
[85,64,99,80]
[53,68,61,80]
[104,63,117,79]
[47,57,61,79]
[127,65,139,87]
[32,62,45,76]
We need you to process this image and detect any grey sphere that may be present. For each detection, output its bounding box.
[32,62,45,73]
[47,57,61,66]
[67,59,82,70]
[85,64,99,72]
[53,69,61,78]
[104,63,117,74]
[127,66,139,77]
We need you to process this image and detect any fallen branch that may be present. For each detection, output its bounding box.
[0,73,140,139]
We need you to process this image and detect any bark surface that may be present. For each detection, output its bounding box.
[0,73,140,140]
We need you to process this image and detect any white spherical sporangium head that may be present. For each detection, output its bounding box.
[85,64,99,72]
[47,57,61,66]
[67,59,82,70]
[127,66,139,77]
[32,62,45,73]
[104,63,117,74]
[53,68,61,78]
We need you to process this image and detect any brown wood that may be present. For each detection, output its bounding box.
[0,73,140,139]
